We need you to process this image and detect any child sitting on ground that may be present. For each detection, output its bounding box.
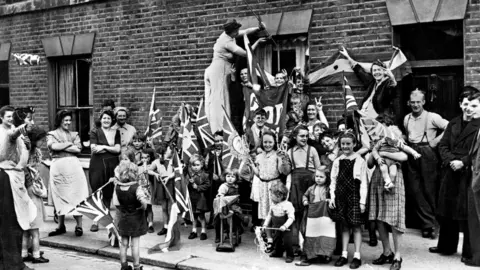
[115,160,149,270]
[263,182,295,263]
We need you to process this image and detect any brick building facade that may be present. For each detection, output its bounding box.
[0,0,476,141]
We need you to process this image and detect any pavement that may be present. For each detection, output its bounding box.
[24,247,166,270]
[39,204,476,270]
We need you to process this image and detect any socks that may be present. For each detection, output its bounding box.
[353,252,361,259]
[342,251,348,258]
[192,228,197,233]
[267,238,273,243]
[33,251,40,258]
[164,224,168,229]
[21,250,28,258]
[201,228,206,234]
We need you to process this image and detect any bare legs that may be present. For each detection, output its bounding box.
[377,221,402,259]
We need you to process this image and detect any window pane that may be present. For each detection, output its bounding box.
[67,108,91,154]
[394,20,463,60]
[77,60,91,107]
[0,87,9,107]
[272,49,296,76]
[0,61,8,84]
[57,60,76,107]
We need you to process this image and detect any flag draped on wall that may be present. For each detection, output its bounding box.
[145,87,163,139]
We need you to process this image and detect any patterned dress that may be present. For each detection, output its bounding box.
[368,166,406,232]
[329,154,368,226]
[253,151,284,219]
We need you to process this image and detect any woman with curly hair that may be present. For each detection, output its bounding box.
[47,110,89,237]
[89,110,121,232]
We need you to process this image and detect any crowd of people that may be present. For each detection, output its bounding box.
[3,19,480,270]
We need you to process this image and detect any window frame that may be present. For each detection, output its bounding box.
[47,55,93,157]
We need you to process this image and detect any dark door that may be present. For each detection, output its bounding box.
[400,66,464,121]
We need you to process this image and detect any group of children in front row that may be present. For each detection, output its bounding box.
[111,112,409,269]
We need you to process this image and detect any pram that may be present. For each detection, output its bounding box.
[213,195,241,252]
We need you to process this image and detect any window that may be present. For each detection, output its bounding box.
[0,61,8,108]
[52,58,93,154]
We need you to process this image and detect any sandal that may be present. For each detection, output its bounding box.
[75,226,83,237]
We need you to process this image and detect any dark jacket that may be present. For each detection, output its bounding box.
[353,64,400,121]
[437,116,480,220]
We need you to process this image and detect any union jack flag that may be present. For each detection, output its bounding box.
[145,87,163,139]
[220,106,247,170]
[196,99,214,149]
[171,149,194,219]
[244,35,270,88]
[179,103,200,164]
[70,189,120,240]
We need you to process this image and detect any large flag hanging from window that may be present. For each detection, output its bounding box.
[221,106,250,170]
[69,189,120,241]
[243,35,270,88]
[145,87,163,140]
[179,103,200,164]
[308,47,411,86]
[242,83,290,134]
[196,99,214,150]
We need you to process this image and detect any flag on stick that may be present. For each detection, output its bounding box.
[145,87,163,140]
[171,149,194,220]
[221,106,250,170]
[69,187,120,241]
[196,99,215,150]
[179,103,200,164]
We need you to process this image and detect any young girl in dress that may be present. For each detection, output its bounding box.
[263,182,295,263]
[287,125,321,254]
[138,148,155,233]
[22,127,49,263]
[251,131,290,226]
[329,132,368,269]
[115,160,149,270]
[296,167,335,266]
[186,154,211,240]
[148,143,175,236]
[214,168,248,243]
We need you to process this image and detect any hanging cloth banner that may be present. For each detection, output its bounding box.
[243,82,291,134]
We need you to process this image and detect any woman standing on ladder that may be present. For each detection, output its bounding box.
[204,19,266,132]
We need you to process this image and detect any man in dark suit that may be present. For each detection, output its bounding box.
[430,88,480,262]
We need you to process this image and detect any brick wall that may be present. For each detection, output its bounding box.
[0,0,396,133]
[465,0,480,87]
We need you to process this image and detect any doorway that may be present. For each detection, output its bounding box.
[400,66,464,121]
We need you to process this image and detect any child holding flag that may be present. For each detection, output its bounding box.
[115,160,149,270]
